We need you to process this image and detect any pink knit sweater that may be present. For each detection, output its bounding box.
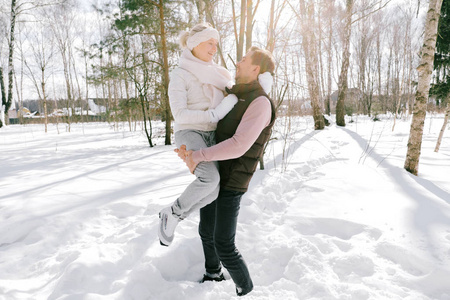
[191,96,272,164]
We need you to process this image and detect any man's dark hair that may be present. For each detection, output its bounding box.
[249,46,275,75]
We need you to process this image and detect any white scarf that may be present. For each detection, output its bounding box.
[179,49,233,101]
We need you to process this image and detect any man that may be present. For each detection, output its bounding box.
[177,46,276,297]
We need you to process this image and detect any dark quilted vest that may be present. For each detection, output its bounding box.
[216,81,276,192]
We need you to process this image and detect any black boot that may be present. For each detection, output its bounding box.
[199,273,225,283]
[236,284,253,296]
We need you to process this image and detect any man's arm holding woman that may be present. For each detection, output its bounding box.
[176,96,271,173]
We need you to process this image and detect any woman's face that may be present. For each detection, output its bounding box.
[192,38,218,62]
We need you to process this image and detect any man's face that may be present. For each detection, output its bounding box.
[235,51,259,84]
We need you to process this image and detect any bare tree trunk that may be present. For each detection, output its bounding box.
[385,44,392,113]
[406,39,414,115]
[393,16,411,131]
[42,71,48,132]
[70,46,82,122]
[245,0,260,52]
[15,27,25,124]
[326,1,333,116]
[357,21,368,116]
[14,67,22,122]
[435,102,449,152]
[0,67,6,127]
[404,0,443,175]
[267,0,275,52]
[5,0,17,125]
[107,54,113,127]
[202,0,228,68]
[59,42,72,129]
[0,68,5,106]
[237,0,246,61]
[299,0,324,130]
[376,25,382,114]
[157,0,172,145]
[195,0,206,22]
[318,7,326,113]
[336,0,353,127]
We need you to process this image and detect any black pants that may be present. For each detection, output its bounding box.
[199,189,253,294]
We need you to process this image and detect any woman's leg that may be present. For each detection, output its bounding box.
[172,130,220,219]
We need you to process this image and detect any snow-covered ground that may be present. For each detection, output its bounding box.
[0,114,449,300]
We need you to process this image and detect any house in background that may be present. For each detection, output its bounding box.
[88,99,107,115]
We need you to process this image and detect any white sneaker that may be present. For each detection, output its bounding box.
[158,206,179,246]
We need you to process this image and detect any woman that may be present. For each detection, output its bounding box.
[158,23,237,247]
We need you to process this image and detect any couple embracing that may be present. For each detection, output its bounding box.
[158,23,276,297]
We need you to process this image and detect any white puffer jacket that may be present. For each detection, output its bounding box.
[169,67,225,133]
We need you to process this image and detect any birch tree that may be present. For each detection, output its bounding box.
[297,0,324,130]
[3,0,64,125]
[404,0,443,175]
[48,2,77,131]
[4,0,17,124]
[435,102,449,152]
[0,67,5,127]
[336,0,353,126]
[324,0,335,116]
[24,24,54,132]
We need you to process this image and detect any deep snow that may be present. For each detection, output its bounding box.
[0,114,449,300]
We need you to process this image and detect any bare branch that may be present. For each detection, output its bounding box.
[351,0,392,25]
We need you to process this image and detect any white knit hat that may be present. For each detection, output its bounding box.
[186,27,220,50]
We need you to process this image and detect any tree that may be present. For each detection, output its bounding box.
[3,0,64,126]
[355,0,374,116]
[47,1,78,131]
[433,0,450,152]
[235,0,246,61]
[266,0,288,53]
[297,0,324,130]
[231,0,260,61]
[336,0,353,126]
[245,0,260,52]
[0,67,6,127]
[24,23,54,132]
[324,0,335,116]
[154,0,171,145]
[194,0,228,67]
[431,0,450,107]
[5,0,18,125]
[404,0,443,175]
[111,0,181,145]
[435,102,449,152]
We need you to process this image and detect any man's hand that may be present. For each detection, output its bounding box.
[185,150,198,174]
[174,144,198,174]
[174,144,187,162]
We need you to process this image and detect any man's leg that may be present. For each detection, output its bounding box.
[214,189,253,296]
[199,200,222,276]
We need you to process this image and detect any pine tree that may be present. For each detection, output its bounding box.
[107,0,183,145]
[432,0,450,152]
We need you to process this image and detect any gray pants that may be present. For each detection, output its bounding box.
[172,130,220,219]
